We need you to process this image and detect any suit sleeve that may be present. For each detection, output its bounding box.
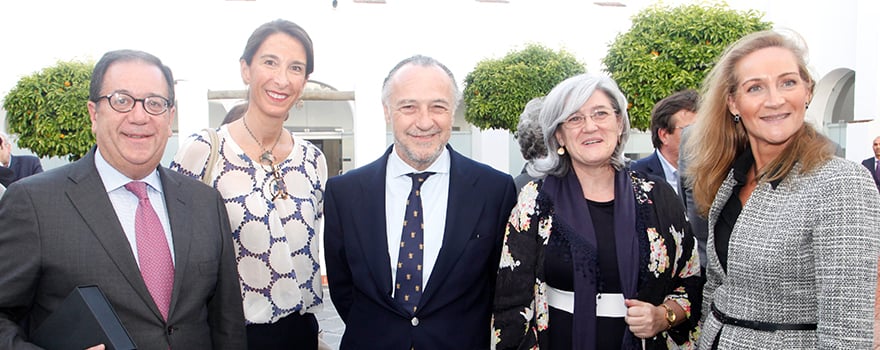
[812,169,880,348]
[29,158,43,176]
[0,183,46,349]
[207,191,247,350]
[323,180,353,322]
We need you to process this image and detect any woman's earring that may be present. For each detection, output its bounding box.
[557,146,566,156]
[732,114,741,123]
[805,101,810,110]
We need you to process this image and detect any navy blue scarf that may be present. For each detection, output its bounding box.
[542,169,639,350]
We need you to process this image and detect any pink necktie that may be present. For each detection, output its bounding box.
[125,181,174,320]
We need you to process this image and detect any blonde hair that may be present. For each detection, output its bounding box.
[684,29,833,216]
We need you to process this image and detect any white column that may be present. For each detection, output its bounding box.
[472,127,511,174]
[848,0,880,162]
[174,79,210,147]
[352,80,387,168]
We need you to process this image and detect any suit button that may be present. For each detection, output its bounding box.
[411,317,419,326]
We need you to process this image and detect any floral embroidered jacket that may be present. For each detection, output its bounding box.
[491,171,703,350]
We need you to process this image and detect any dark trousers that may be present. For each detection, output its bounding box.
[246,312,318,350]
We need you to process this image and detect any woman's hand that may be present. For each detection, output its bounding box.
[623,299,667,339]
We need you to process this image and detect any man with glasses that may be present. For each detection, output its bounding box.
[0,50,245,350]
[631,89,698,199]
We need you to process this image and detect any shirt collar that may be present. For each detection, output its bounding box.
[388,145,450,179]
[655,150,677,175]
[731,149,784,190]
[94,148,163,193]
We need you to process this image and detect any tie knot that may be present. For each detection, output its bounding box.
[407,172,434,189]
[124,181,150,201]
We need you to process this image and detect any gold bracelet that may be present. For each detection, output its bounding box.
[660,302,676,331]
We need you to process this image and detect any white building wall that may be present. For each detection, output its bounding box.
[0,0,873,171]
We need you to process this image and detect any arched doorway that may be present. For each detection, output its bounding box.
[807,67,855,156]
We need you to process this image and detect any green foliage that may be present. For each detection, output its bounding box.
[464,44,586,131]
[603,2,772,130]
[3,60,95,161]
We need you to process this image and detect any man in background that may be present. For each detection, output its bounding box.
[0,132,43,183]
[631,89,698,199]
[862,135,880,192]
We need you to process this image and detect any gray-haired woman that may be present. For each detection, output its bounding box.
[492,74,702,350]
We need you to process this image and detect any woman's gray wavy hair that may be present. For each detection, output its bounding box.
[514,97,547,161]
[528,73,630,178]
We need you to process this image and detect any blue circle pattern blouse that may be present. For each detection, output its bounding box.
[171,125,327,324]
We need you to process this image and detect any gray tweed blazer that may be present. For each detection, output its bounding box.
[699,157,880,349]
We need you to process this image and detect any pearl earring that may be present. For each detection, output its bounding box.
[557,146,566,156]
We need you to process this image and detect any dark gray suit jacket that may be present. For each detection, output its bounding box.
[0,149,245,350]
[324,145,517,349]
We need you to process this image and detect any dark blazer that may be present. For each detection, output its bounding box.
[0,149,246,350]
[0,166,13,187]
[631,151,686,207]
[324,145,517,350]
[8,155,42,183]
[862,157,880,190]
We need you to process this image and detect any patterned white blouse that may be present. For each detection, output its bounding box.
[171,125,327,324]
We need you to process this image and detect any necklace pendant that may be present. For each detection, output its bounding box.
[260,151,274,164]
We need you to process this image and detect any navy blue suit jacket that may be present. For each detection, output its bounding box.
[324,145,516,350]
[9,155,43,183]
[631,151,686,208]
[863,157,880,190]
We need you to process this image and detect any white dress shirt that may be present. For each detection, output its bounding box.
[385,147,450,295]
[95,148,175,266]
[656,150,680,196]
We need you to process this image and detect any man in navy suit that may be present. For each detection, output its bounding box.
[0,132,43,183]
[631,90,697,200]
[324,55,517,349]
[862,135,880,192]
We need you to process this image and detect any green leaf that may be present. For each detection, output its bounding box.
[602,2,771,130]
[2,59,95,160]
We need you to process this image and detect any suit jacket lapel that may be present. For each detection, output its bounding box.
[64,149,160,318]
[159,167,192,321]
[421,148,482,303]
[355,149,394,299]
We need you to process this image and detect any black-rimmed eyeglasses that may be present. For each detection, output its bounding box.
[97,91,171,115]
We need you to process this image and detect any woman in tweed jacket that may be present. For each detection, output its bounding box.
[684,29,880,349]
[492,74,702,350]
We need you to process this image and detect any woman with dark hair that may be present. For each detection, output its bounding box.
[684,29,880,349]
[172,19,327,350]
[492,74,702,349]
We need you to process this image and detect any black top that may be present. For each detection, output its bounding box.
[545,198,624,350]
[715,151,783,273]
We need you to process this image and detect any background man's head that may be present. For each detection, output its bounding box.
[0,132,10,166]
[650,89,698,162]
[873,136,880,158]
